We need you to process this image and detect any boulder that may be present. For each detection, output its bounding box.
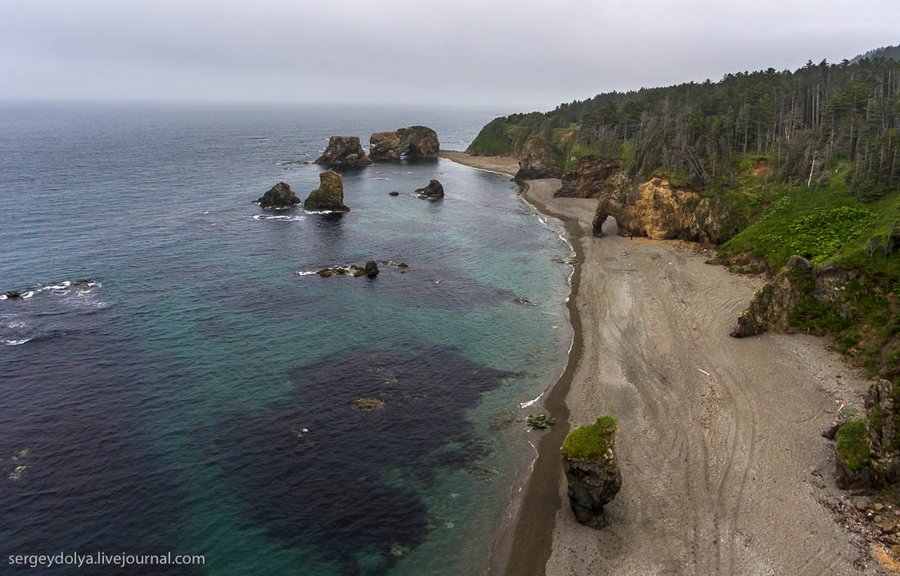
[730,256,815,337]
[2,291,21,300]
[561,416,622,528]
[314,136,372,168]
[514,138,562,181]
[556,156,626,200]
[305,170,350,212]
[389,191,400,196]
[415,179,444,199]
[257,182,301,209]
[369,126,440,161]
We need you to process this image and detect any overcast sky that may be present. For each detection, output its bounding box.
[0,0,897,111]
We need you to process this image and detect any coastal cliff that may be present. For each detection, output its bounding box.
[466,54,899,496]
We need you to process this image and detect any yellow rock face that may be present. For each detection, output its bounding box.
[626,176,708,240]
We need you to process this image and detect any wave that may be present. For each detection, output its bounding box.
[304,209,343,215]
[253,214,305,222]
[3,338,30,346]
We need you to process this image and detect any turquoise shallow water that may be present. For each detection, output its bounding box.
[0,103,572,575]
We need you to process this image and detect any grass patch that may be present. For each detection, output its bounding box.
[835,419,871,471]
[562,416,617,459]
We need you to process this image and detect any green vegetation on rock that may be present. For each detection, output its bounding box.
[835,419,872,471]
[561,416,617,459]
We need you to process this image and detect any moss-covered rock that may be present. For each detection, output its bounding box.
[561,416,621,528]
[834,419,874,489]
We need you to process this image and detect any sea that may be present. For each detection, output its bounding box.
[0,103,572,576]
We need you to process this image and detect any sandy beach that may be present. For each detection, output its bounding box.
[441,152,884,576]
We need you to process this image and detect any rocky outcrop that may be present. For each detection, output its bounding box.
[369,126,439,161]
[314,136,372,168]
[592,198,628,238]
[257,182,301,209]
[865,379,900,486]
[561,416,622,528]
[317,261,379,278]
[556,156,627,200]
[415,179,444,199]
[514,138,562,181]
[304,170,350,212]
[624,176,716,242]
[730,256,815,337]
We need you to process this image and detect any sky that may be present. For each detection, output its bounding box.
[0,0,897,112]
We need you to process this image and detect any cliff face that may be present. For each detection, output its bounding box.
[556,157,626,201]
[730,256,816,337]
[624,176,712,242]
[514,138,561,181]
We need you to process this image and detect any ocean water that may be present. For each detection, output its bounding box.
[0,103,572,576]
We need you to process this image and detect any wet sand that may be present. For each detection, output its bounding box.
[442,152,882,576]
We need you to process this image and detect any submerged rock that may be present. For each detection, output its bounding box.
[514,138,561,181]
[415,179,444,199]
[526,413,555,429]
[2,290,21,300]
[305,170,350,212]
[257,182,301,209]
[352,397,384,411]
[561,416,621,528]
[389,191,400,197]
[316,261,379,279]
[315,136,372,168]
[370,126,440,161]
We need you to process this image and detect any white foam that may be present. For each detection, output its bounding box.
[254,214,304,222]
[21,291,34,299]
[296,271,318,276]
[4,338,30,346]
[304,209,342,215]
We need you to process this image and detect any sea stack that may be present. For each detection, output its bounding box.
[561,416,622,529]
[257,182,301,209]
[369,126,440,161]
[305,170,350,212]
[314,136,372,168]
[415,179,444,200]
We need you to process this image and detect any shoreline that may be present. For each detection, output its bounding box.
[439,151,586,575]
[442,150,884,576]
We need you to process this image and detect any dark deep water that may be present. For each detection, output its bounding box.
[0,103,572,575]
